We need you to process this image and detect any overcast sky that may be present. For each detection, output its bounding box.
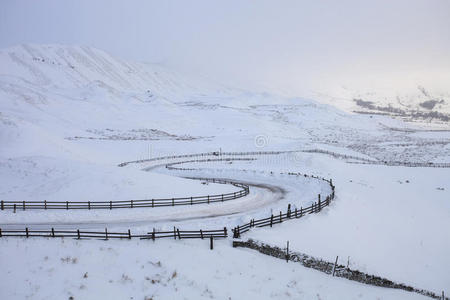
[1,0,449,93]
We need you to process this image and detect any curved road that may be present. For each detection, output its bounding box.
[0,179,285,230]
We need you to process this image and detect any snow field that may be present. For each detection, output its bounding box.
[0,237,431,300]
[1,44,449,299]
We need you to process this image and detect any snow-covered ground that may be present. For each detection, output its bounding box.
[0,238,432,300]
[0,44,449,299]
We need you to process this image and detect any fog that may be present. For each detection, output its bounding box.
[1,0,449,94]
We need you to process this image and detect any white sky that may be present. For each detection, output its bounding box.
[1,0,449,93]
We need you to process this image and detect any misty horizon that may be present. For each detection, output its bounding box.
[1,0,449,94]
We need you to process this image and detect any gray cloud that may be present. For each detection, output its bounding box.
[1,0,449,93]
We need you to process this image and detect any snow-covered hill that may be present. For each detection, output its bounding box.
[1,44,449,196]
[0,44,247,204]
[0,44,449,299]
[310,83,450,124]
[1,43,449,193]
[0,44,219,99]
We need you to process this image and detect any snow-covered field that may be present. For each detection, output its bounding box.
[1,44,449,299]
[0,238,433,300]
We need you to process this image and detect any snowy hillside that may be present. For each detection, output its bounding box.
[0,44,449,300]
[310,84,450,124]
[0,44,218,99]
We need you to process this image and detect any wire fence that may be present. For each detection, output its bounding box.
[303,149,450,168]
[118,150,294,167]
[166,157,257,171]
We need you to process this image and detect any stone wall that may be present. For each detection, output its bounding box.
[233,239,447,300]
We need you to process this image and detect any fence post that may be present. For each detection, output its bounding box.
[270,214,273,227]
[224,227,227,237]
[110,201,112,210]
[286,241,289,263]
[318,194,321,212]
[300,207,302,217]
[14,204,16,213]
[152,228,155,241]
[88,201,91,210]
[77,229,80,239]
[23,201,25,211]
[0,200,3,210]
[105,228,108,240]
[152,199,154,208]
[177,229,181,240]
[66,201,69,210]
[210,236,213,250]
[207,195,210,204]
[332,256,339,276]
[190,197,193,205]
[51,227,55,237]
[173,227,176,240]
[130,200,133,208]
[44,200,47,210]
[172,198,174,206]
[128,229,131,239]
[279,211,282,223]
[26,227,29,238]
[200,229,204,239]
[287,204,291,218]
[0,228,2,237]
[221,194,224,202]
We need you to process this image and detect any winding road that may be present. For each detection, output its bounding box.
[0,151,325,232]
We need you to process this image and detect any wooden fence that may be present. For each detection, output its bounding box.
[0,178,249,211]
[162,159,337,239]
[158,155,337,239]
[232,173,335,238]
[118,150,293,167]
[166,158,257,171]
[0,227,228,240]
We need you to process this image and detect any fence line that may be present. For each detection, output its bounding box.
[0,178,249,211]
[303,149,450,168]
[232,172,335,238]
[157,156,336,238]
[118,150,294,167]
[5,151,445,298]
[166,157,257,171]
[233,239,448,300]
[0,227,228,240]
[348,160,450,168]
[302,149,377,163]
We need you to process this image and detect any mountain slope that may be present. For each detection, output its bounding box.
[310,83,450,124]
